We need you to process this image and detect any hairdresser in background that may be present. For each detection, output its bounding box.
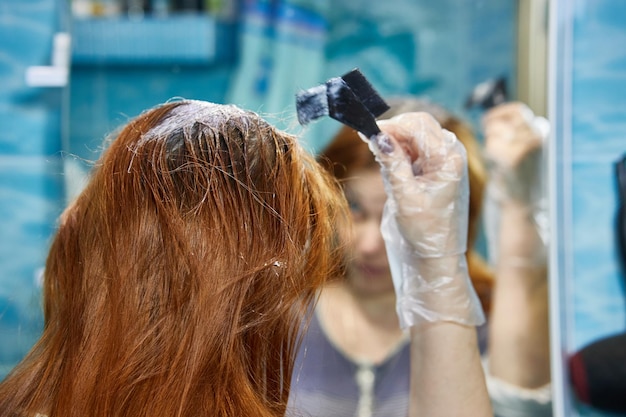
[288,98,551,417]
[0,100,492,417]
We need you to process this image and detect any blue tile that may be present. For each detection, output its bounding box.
[570,162,626,350]
[0,154,64,378]
[0,98,63,156]
[571,16,626,160]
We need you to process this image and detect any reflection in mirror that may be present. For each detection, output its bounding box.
[548,1,626,416]
[1,1,552,416]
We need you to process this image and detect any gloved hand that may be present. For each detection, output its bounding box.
[361,112,485,329]
[481,102,549,265]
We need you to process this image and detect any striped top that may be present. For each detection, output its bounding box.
[288,310,412,417]
[287,311,551,417]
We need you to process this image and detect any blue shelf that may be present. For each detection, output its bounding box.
[71,15,236,65]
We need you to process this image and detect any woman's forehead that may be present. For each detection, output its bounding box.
[344,168,386,202]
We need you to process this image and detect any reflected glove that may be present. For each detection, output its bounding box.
[361,112,485,328]
[482,102,549,266]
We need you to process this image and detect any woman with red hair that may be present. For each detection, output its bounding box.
[0,100,492,417]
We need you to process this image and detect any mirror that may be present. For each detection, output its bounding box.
[2,2,554,416]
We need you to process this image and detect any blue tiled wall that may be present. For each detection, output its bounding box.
[227,0,516,153]
[0,0,66,378]
[553,0,626,415]
[67,64,235,190]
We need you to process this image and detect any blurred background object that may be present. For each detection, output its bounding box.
[548,1,626,416]
[2,1,626,417]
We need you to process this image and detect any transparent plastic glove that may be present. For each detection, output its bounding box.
[482,102,549,266]
[360,112,485,328]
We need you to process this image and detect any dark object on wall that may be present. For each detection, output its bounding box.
[568,152,626,414]
[616,152,626,270]
[569,333,626,413]
[464,77,508,110]
[171,0,205,11]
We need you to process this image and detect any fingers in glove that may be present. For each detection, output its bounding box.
[482,102,544,169]
[373,112,466,183]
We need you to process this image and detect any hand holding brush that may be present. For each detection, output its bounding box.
[296,69,485,328]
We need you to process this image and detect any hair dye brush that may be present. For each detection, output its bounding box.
[464,76,508,110]
[295,68,389,139]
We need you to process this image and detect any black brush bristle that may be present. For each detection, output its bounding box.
[465,76,508,110]
[295,68,388,139]
[326,77,381,138]
[341,69,390,117]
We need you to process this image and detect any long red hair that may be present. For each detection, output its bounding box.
[0,100,348,417]
[318,97,494,314]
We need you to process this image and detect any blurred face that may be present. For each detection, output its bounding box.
[343,167,394,297]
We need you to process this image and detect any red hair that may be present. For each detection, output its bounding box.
[0,100,348,417]
[318,97,494,314]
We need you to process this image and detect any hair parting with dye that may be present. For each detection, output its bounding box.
[0,100,349,417]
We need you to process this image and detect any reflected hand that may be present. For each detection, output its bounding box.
[482,102,550,265]
[482,102,548,203]
[483,102,545,168]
